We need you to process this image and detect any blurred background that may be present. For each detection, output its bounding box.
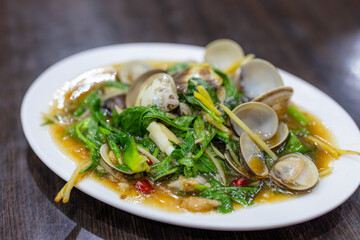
[1,0,360,239]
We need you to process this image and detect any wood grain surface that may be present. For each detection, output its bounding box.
[1,0,360,239]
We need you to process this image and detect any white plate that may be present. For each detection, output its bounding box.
[21,43,360,231]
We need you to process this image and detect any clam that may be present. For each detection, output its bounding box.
[224,151,251,178]
[253,86,294,117]
[241,59,283,99]
[179,102,192,116]
[266,122,289,149]
[230,102,279,140]
[240,133,269,178]
[174,63,223,93]
[270,153,319,191]
[126,69,166,108]
[126,71,179,112]
[204,39,245,71]
[118,60,152,84]
[100,143,134,174]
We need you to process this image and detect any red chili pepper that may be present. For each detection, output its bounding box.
[231,178,249,187]
[146,158,153,165]
[140,153,153,165]
[134,180,154,194]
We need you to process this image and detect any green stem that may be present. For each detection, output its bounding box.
[196,99,224,124]
[287,105,310,125]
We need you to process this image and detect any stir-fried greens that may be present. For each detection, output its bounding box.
[45,39,360,213]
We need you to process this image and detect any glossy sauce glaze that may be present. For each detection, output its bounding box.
[48,60,336,213]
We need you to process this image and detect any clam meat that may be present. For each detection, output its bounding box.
[126,72,179,112]
[270,153,319,191]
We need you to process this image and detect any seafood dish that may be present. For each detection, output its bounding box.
[43,39,359,213]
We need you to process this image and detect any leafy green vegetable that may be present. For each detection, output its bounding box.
[213,68,242,110]
[199,178,261,213]
[123,136,149,172]
[194,117,218,159]
[194,116,206,139]
[142,107,187,130]
[65,118,103,172]
[138,137,157,154]
[173,116,197,128]
[105,134,122,158]
[167,63,190,75]
[41,120,53,126]
[183,80,224,123]
[178,157,195,167]
[195,154,217,173]
[285,130,314,154]
[115,106,190,136]
[104,81,130,90]
[291,128,313,136]
[201,188,233,213]
[180,130,197,156]
[194,98,224,123]
[153,147,159,158]
[73,91,102,119]
[73,118,100,150]
[287,105,310,125]
[150,155,180,180]
[114,164,133,172]
[115,106,147,136]
[187,78,219,103]
[72,81,128,118]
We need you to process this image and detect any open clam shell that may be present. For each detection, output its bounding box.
[240,133,269,178]
[230,102,279,140]
[125,70,180,113]
[241,59,284,99]
[174,64,223,94]
[100,143,134,174]
[253,86,294,117]
[118,60,152,84]
[266,122,289,149]
[204,39,245,71]
[270,153,319,191]
[224,151,252,178]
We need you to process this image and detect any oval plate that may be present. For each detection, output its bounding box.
[21,43,360,231]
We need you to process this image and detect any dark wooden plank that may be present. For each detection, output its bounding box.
[1,0,359,239]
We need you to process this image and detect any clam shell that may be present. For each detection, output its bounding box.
[118,60,151,84]
[100,143,134,174]
[230,102,279,140]
[224,151,251,178]
[253,86,294,117]
[125,69,166,108]
[240,133,269,178]
[241,59,283,99]
[204,39,245,71]
[133,73,179,112]
[266,122,289,149]
[270,153,319,191]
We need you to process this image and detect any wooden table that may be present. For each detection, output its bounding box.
[1,0,360,239]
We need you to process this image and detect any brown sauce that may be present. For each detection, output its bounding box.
[48,60,336,213]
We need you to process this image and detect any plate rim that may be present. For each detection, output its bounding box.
[21,42,360,231]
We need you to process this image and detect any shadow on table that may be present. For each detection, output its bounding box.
[27,147,341,240]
